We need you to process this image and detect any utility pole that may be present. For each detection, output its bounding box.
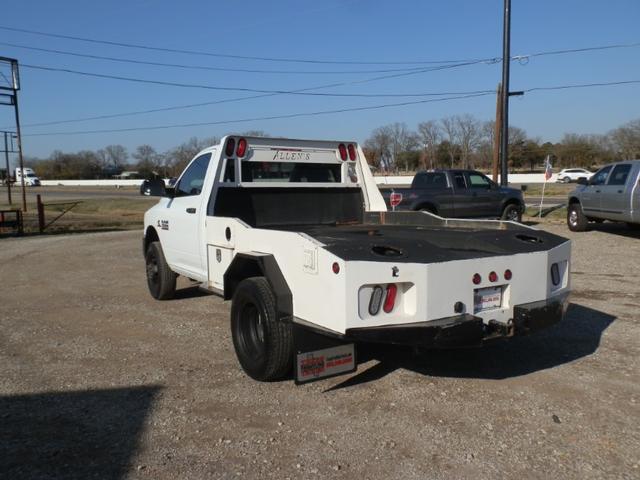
[499,0,511,186]
[3,132,12,205]
[493,84,502,182]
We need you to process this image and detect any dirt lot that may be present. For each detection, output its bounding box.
[1,221,639,479]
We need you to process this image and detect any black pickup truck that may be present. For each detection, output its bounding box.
[381,169,525,222]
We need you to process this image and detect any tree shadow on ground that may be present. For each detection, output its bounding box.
[326,303,614,391]
[0,385,161,480]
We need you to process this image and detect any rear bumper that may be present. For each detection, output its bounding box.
[344,292,570,348]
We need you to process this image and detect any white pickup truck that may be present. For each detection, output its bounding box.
[142,136,571,384]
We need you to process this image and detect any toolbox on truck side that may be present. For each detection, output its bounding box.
[142,135,571,384]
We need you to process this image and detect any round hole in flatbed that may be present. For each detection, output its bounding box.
[225,227,231,241]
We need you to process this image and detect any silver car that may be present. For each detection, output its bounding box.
[567,160,640,231]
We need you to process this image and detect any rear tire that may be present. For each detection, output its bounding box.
[567,203,588,232]
[145,241,177,300]
[231,277,293,381]
[501,204,522,222]
[627,222,640,231]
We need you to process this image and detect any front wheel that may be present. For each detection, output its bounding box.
[567,203,588,232]
[145,241,177,300]
[231,277,293,381]
[501,204,522,222]
[562,176,571,183]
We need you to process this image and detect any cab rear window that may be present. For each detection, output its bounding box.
[241,162,341,183]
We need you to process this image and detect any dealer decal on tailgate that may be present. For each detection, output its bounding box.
[295,344,356,383]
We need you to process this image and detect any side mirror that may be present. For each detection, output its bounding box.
[576,177,588,185]
[140,178,172,197]
[520,184,528,192]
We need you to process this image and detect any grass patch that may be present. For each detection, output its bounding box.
[519,183,575,196]
[0,198,158,234]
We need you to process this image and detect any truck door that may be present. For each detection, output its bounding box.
[599,163,632,221]
[463,171,498,217]
[581,165,612,218]
[161,153,212,278]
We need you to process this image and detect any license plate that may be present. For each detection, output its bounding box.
[474,286,502,313]
[295,344,355,384]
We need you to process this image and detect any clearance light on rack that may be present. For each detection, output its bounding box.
[347,144,357,161]
[225,138,235,157]
[236,137,247,158]
[338,143,348,161]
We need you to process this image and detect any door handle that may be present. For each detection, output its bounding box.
[618,190,623,194]
[595,190,601,193]
[186,208,196,214]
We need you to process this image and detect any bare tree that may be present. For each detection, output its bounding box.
[417,120,441,170]
[364,126,394,171]
[440,117,459,168]
[133,145,162,177]
[388,122,419,172]
[475,120,496,169]
[456,114,482,169]
[609,119,640,159]
[97,145,128,170]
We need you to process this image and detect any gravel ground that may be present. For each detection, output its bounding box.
[1,221,639,479]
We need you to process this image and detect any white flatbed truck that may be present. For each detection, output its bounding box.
[142,136,571,384]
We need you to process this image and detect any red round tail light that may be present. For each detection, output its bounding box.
[332,262,340,274]
[338,144,348,161]
[489,271,498,282]
[383,284,398,313]
[472,273,482,285]
[504,269,512,280]
[225,138,236,157]
[236,138,247,157]
[347,144,357,161]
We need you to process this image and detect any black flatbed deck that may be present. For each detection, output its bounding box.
[274,222,567,263]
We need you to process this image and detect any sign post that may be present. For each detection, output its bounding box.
[389,191,402,212]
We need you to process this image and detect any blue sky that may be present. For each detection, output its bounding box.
[0,0,639,159]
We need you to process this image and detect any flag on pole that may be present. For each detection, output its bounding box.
[544,157,553,181]
[539,155,552,218]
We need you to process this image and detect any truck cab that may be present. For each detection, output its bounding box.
[142,136,571,384]
[567,160,640,230]
[381,170,524,222]
[15,167,41,187]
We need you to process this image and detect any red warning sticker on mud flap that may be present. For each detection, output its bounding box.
[295,344,356,383]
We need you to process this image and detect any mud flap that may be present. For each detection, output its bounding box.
[293,323,356,385]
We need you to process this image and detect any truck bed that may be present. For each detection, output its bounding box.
[271,222,567,263]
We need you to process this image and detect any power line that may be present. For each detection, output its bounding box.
[5,58,496,130]
[17,88,497,129]
[21,60,495,97]
[0,25,486,65]
[0,41,434,75]
[23,93,495,136]
[514,41,640,61]
[22,79,640,137]
[2,24,638,66]
[525,79,640,92]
